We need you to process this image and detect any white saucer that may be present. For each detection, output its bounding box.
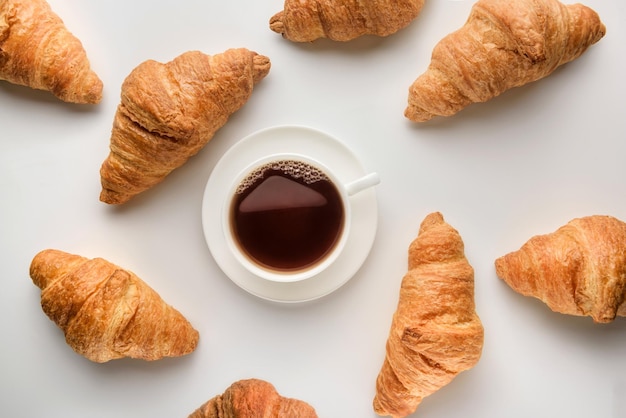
[201,125,379,303]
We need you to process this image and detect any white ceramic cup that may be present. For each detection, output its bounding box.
[222,153,379,283]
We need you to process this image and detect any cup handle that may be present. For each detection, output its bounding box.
[345,172,380,196]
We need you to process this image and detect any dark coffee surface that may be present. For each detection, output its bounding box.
[230,161,344,271]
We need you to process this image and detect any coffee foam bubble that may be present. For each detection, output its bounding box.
[236,160,329,194]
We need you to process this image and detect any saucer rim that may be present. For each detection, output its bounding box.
[201,124,379,303]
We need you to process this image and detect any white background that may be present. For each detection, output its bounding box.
[1,1,625,417]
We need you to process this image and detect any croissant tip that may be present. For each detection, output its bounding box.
[494,256,507,277]
[372,398,415,418]
[424,211,444,223]
[29,249,77,289]
[252,54,271,83]
[99,189,132,205]
[72,72,104,104]
[417,211,445,234]
[82,78,104,104]
[372,398,385,416]
[404,105,433,123]
[269,12,285,34]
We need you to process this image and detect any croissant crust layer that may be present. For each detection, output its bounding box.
[29,249,199,362]
[188,378,318,418]
[0,0,103,103]
[99,48,270,204]
[405,0,605,122]
[270,0,425,42]
[374,212,484,418]
[495,215,626,323]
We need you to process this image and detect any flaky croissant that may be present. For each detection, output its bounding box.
[374,212,484,418]
[405,0,605,122]
[269,0,425,42]
[188,378,318,418]
[0,0,102,104]
[99,48,270,204]
[495,215,626,323]
[29,249,199,363]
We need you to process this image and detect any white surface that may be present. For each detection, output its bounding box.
[202,125,379,301]
[1,1,625,417]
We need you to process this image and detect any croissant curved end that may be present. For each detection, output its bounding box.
[99,188,131,205]
[404,104,434,123]
[269,12,285,35]
[29,249,55,289]
[252,54,271,83]
[73,72,103,104]
[29,249,84,290]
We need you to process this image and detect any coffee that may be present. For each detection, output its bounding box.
[230,160,344,272]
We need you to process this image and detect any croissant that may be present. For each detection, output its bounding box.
[373,212,484,418]
[188,378,318,418]
[29,249,199,363]
[269,0,425,42]
[0,0,102,104]
[405,0,606,122]
[495,215,626,324]
[99,48,270,204]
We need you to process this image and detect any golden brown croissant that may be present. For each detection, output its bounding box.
[0,0,103,104]
[373,212,484,418]
[29,249,199,363]
[99,48,271,204]
[269,0,425,42]
[495,215,626,324]
[188,378,318,418]
[405,0,605,122]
